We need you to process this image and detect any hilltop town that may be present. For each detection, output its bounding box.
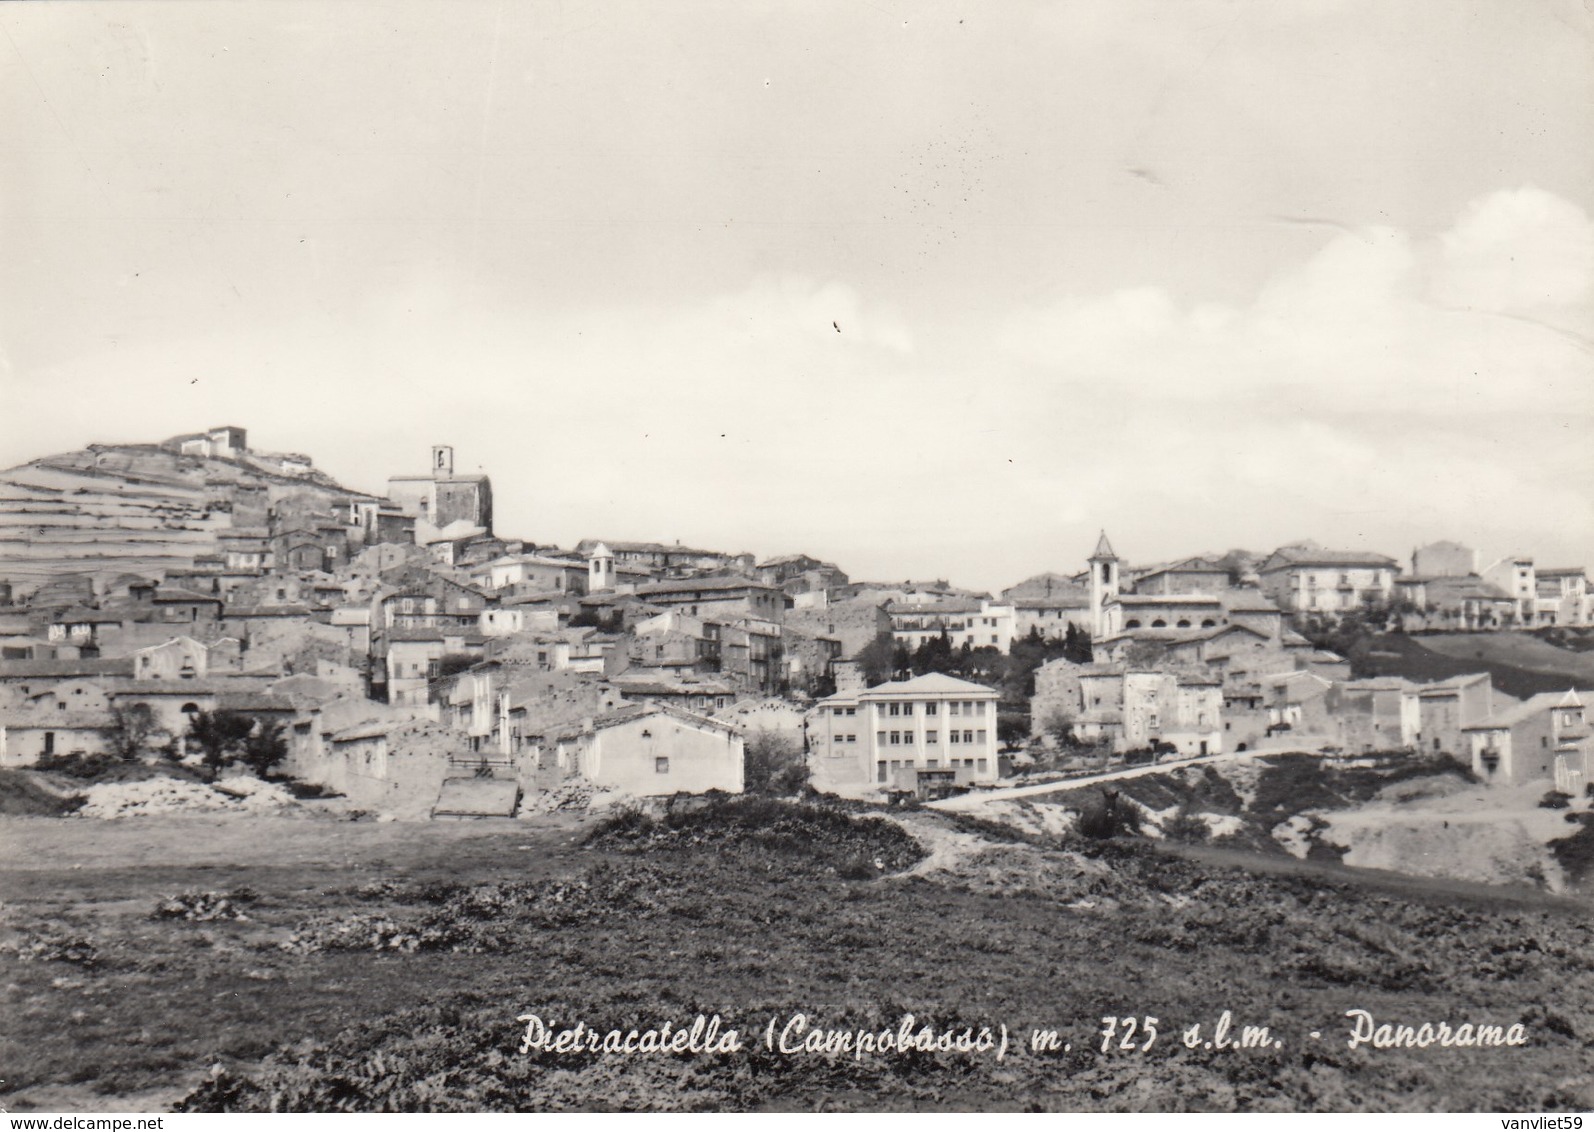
[1,426,1590,821]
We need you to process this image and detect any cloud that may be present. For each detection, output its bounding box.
[988,188,1594,569]
[1431,186,1594,313]
[997,188,1593,422]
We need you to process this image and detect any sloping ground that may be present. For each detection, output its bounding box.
[0,445,369,592]
[989,754,1586,891]
[1351,633,1594,697]
[1321,776,1580,890]
[0,769,85,816]
[0,462,223,587]
[2,805,1589,1112]
[1411,632,1594,683]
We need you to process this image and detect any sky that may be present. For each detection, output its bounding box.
[1,0,1591,593]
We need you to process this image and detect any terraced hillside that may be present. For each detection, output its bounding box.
[0,444,373,594]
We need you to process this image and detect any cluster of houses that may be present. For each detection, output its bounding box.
[0,429,1589,813]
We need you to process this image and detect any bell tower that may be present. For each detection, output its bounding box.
[587,542,616,592]
[1088,530,1121,641]
[431,445,454,476]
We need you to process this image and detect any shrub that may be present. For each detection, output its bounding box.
[1162,805,1211,843]
[1539,790,1572,810]
[743,732,808,796]
[1076,789,1142,840]
[151,889,258,922]
[34,752,123,780]
[585,795,925,875]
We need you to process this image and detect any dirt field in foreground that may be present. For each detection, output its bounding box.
[2,806,1591,1113]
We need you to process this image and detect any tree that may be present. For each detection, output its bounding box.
[1039,706,1077,747]
[855,633,900,687]
[185,710,256,781]
[1062,622,1094,665]
[996,710,1030,749]
[238,720,290,778]
[743,731,807,796]
[101,703,158,762]
[911,629,955,676]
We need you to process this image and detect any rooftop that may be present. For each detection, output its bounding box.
[1259,545,1398,571]
[635,575,775,596]
[858,672,1000,699]
[1464,690,1583,730]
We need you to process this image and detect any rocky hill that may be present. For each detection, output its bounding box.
[0,441,376,595]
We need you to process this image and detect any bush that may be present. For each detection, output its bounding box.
[34,752,123,780]
[743,732,808,796]
[585,795,925,875]
[1539,790,1572,810]
[1076,789,1143,840]
[151,889,258,922]
[1162,805,1211,843]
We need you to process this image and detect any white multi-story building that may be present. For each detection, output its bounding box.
[886,598,1017,654]
[1256,545,1398,614]
[808,672,1001,790]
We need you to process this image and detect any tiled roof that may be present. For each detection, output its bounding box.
[860,673,999,697]
[888,599,983,615]
[0,658,136,678]
[635,575,774,596]
[153,587,224,604]
[547,701,741,743]
[1114,594,1223,606]
[1259,546,1397,572]
[1464,690,1582,730]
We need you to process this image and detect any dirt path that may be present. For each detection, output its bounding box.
[1150,837,1587,912]
[928,750,1270,811]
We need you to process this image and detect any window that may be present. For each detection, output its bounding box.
[889,703,900,716]
[925,703,937,716]
[975,702,986,716]
[977,759,988,772]
[926,731,938,744]
[902,703,913,716]
[976,730,986,743]
[845,707,856,716]
[890,731,902,745]
[877,762,888,783]
[964,730,974,743]
[655,757,670,773]
[833,707,844,716]
[949,703,961,716]
[950,731,961,744]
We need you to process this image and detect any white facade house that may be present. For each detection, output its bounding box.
[809,672,1001,789]
[887,599,1018,654]
[541,705,744,797]
[1256,545,1398,614]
